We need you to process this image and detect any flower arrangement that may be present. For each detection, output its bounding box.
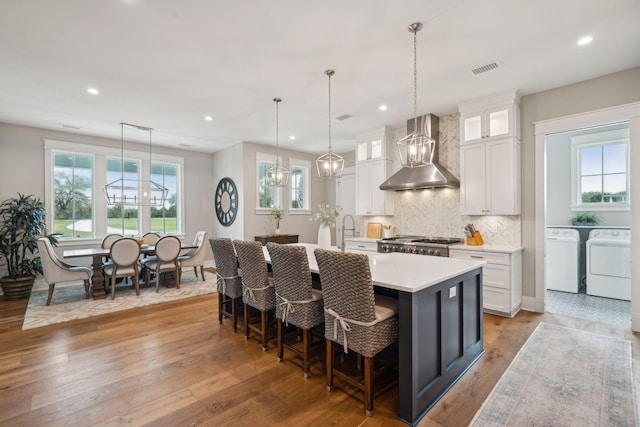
[310,204,341,227]
[270,206,284,229]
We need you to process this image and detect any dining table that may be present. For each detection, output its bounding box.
[263,243,485,426]
[63,243,196,299]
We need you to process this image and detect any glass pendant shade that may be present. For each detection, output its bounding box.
[316,69,343,179]
[265,98,289,187]
[102,123,168,206]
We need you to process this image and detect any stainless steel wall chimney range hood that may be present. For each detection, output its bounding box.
[379,114,460,191]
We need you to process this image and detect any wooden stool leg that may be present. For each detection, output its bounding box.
[261,310,269,351]
[277,318,284,361]
[303,328,311,378]
[244,303,250,339]
[326,339,334,391]
[231,297,238,332]
[364,356,374,416]
[218,292,223,324]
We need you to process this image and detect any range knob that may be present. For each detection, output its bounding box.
[426,249,434,255]
[433,250,441,256]
[418,248,425,255]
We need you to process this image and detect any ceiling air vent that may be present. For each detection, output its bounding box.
[336,114,351,121]
[471,61,500,76]
[61,124,81,130]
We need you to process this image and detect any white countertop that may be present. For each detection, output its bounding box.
[263,243,485,294]
[450,244,523,254]
[547,225,630,229]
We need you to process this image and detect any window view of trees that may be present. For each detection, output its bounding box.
[53,153,93,237]
[258,160,276,208]
[290,165,307,209]
[579,142,627,204]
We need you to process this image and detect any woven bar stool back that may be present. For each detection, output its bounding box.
[209,237,243,332]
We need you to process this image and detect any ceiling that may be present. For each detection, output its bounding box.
[1,0,639,155]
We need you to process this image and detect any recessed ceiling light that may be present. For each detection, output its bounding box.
[577,35,593,46]
[87,87,99,95]
[379,105,387,111]
[205,116,213,121]
[289,136,295,140]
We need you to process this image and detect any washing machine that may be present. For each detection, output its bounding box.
[546,228,581,293]
[586,229,631,300]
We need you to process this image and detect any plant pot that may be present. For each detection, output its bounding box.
[0,276,35,300]
[275,229,281,234]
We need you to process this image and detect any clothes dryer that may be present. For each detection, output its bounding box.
[586,229,631,300]
[545,228,580,293]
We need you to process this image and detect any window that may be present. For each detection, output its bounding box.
[290,159,310,211]
[571,127,629,210]
[256,152,281,210]
[52,152,94,238]
[45,139,184,241]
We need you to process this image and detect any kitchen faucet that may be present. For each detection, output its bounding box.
[341,214,356,252]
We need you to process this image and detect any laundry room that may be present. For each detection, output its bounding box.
[545,121,631,326]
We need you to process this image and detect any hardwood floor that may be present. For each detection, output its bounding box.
[0,293,638,426]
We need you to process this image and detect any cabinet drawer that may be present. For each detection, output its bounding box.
[483,286,510,313]
[345,240,378,252]
[449,250,510,265]
[483,263,510,290]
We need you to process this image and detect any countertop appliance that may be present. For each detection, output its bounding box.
[586,228,631,300]
[545,228,580,293]
[377,235,464,257]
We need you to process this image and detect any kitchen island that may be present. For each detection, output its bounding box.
[263,244,485,425]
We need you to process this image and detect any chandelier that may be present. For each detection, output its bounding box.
[316,69,344,179]
[265,98,289,187]
[396,22,435,168]
[102,122,168,206]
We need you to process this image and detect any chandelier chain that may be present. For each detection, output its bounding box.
[328,72,332,151]
[413,27,418,131]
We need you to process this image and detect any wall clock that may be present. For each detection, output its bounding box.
[215,177,238,226]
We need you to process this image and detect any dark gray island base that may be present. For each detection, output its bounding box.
[397,267,484,425]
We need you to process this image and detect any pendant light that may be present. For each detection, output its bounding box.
[316,69,344,179]
[265,98,289,187]
[396,22,435,168]
[102,122,168,206]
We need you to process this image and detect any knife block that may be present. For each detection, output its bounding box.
[466,231,484,246]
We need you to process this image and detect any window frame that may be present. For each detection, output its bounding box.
[288,158,311,214]
[44,139,185,244]
[570,128,630,212]
[255,152,282,214]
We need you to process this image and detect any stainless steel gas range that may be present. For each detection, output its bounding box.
[377,235,464,257]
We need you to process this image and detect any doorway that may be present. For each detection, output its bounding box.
[544,122,631,327]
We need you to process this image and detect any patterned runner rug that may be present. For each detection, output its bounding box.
[23,270,217,330]
[470,322,637,427]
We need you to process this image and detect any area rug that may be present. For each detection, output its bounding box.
[470,322,638,427]
[23,270,217,330]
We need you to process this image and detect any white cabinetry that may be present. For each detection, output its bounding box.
[344,238,378,253]
[449,247,522,317]
[356,160,394,216]
[356,126,395,163]
[459,92,520,145]
[460,137,521,215]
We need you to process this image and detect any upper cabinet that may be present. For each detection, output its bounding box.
[356,159,394,216]
[356,126,395,163]
[459,92,520,145]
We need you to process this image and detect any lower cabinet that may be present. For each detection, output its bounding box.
[344,239,378,252]
[449,248,522,317]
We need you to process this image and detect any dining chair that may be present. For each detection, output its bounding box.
[233,239,275,351]
[266,242,324,377]
[101,233,123,250]
[142,232,161,245]
[178,231,208,281]
[140,235,182,292]
[103,237,141,300]
[314,248,398,417]
[37,238,92,306]
[209,237,243,332]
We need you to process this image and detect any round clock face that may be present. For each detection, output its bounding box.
[215,178,238,226]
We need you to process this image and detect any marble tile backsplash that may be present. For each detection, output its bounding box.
[383,112,521,247]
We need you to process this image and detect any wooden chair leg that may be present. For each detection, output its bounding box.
[261,310,269,351]
[364,356,374,416]
[244,303,250,339]
[199,266,205,281]
[133,271,140,296]
[175,267,181,289]
[277,318,284,361]
[231,297,238,332]
[46,283,55,306]
[326,339,334,391]
[83,280,90,299]
[111,274,117,300]
[303,328,311,378]
[193,266,198,277]
[218,292,223,324]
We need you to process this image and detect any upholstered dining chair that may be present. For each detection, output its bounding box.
[314,249,398,417]
[140,235,182,292]
[178,231,208,281]
[266,242,324,378]
[142,232,161,245]
[101,233,123,250]
[103,237,141,300]
[233,239,275,351]
[37,238,92,306]
[209,237,243,332]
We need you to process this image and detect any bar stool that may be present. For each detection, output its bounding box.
[209,238,243,332]
[266,243,324,377]
[233,239,275,351]
[314,248,398,417]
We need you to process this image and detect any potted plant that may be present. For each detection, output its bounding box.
[270,206,284,234]
[570,212,600,226]
[0,193,56,300]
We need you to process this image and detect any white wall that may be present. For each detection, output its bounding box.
[212,142,244,240]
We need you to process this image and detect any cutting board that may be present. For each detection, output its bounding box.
[366,222,382,239]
